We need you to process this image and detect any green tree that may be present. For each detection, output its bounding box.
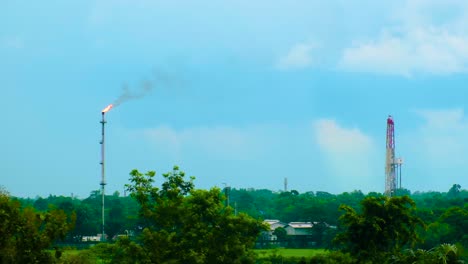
[335,196,424,262]
[107,199,125,239]
[122,166,266,264]
[439,206,468,248]
[0,191,75,263]
[73,203,99,237]
[310,222,328,247]
[395,188,411,197]
[447,184,461,199]
[33,197,48,211]
[419,222,451,249]
[392,243,464,264]
[273,226,287,242]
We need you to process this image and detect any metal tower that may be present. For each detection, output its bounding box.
[385,115,403,196]
[100,104,112,241]
[99,112,107,241]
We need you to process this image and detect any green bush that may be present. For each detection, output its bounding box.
[309,251,355,264]
[60,250,96,264]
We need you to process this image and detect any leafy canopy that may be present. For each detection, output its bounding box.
[335,196,424,262]
[0,191,75,263]
[122,166,266,264]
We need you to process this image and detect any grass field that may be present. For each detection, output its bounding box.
[61,249,81,256]
[59,249,106,264]
[59,248,326,262]
[255,248,327,258]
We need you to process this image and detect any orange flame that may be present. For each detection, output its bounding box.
[102,104,113,113]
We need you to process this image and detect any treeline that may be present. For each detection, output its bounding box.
[11,182,468,250]
[229,185,467,224]
[4,172,467,263]
[2,167,265,263]
[229,185,467,250]
[15,190,140,242]
[0,189,76,263]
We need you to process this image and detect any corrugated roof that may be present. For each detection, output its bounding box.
[288,222,313,228]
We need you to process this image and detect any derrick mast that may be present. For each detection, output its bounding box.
[385,115,402,196]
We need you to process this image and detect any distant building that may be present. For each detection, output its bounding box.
[284,222,313,236]
[284,222,314,247]
[260,220,334,248]
[262,219,287,241]
[264,219,287,231]
[81,234,103,242]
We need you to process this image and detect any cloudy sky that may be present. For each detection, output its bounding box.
[2,1,468,198]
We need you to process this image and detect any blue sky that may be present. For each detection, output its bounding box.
[2,1,468,198]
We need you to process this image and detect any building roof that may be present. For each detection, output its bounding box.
[287,222,313,228]
[263,219,287,231]
[264,219,281,224]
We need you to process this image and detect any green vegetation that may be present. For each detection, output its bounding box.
[335,196,424,261]
[5,169,468,263]
[117,166,265,263]
[255,249,354,264]
[255,248,326,258]
[0,189,75,263]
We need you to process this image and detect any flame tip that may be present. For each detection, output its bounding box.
[101,104,113,113]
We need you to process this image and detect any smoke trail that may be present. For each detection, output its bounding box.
[111,69,182,108]
[112,79,154,107]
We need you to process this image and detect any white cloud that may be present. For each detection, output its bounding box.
[412,108,468,166]
[397,108,468,191]
[276,43,315,70]
[339,1,468,76]
[141,125,263,160]
[314,119,379,192]
[143,125,182,156]
[416,108,465,129]
[130,121,384,193]
[339,28,468,76]
[315,119,374,155]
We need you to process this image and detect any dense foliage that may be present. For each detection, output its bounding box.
[0,190,75,263]
[229,186,467,249]
[335,196,424,262]
[117,166,266,263]
[9,176,468,263]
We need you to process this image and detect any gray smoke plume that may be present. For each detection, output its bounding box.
[111,69,182,108]
[113,79,153,107]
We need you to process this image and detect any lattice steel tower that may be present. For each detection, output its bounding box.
[385,115,403,196]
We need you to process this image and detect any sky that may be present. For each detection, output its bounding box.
[2,0,468,198]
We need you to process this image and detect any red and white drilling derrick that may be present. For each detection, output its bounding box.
[385,115,403,197]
